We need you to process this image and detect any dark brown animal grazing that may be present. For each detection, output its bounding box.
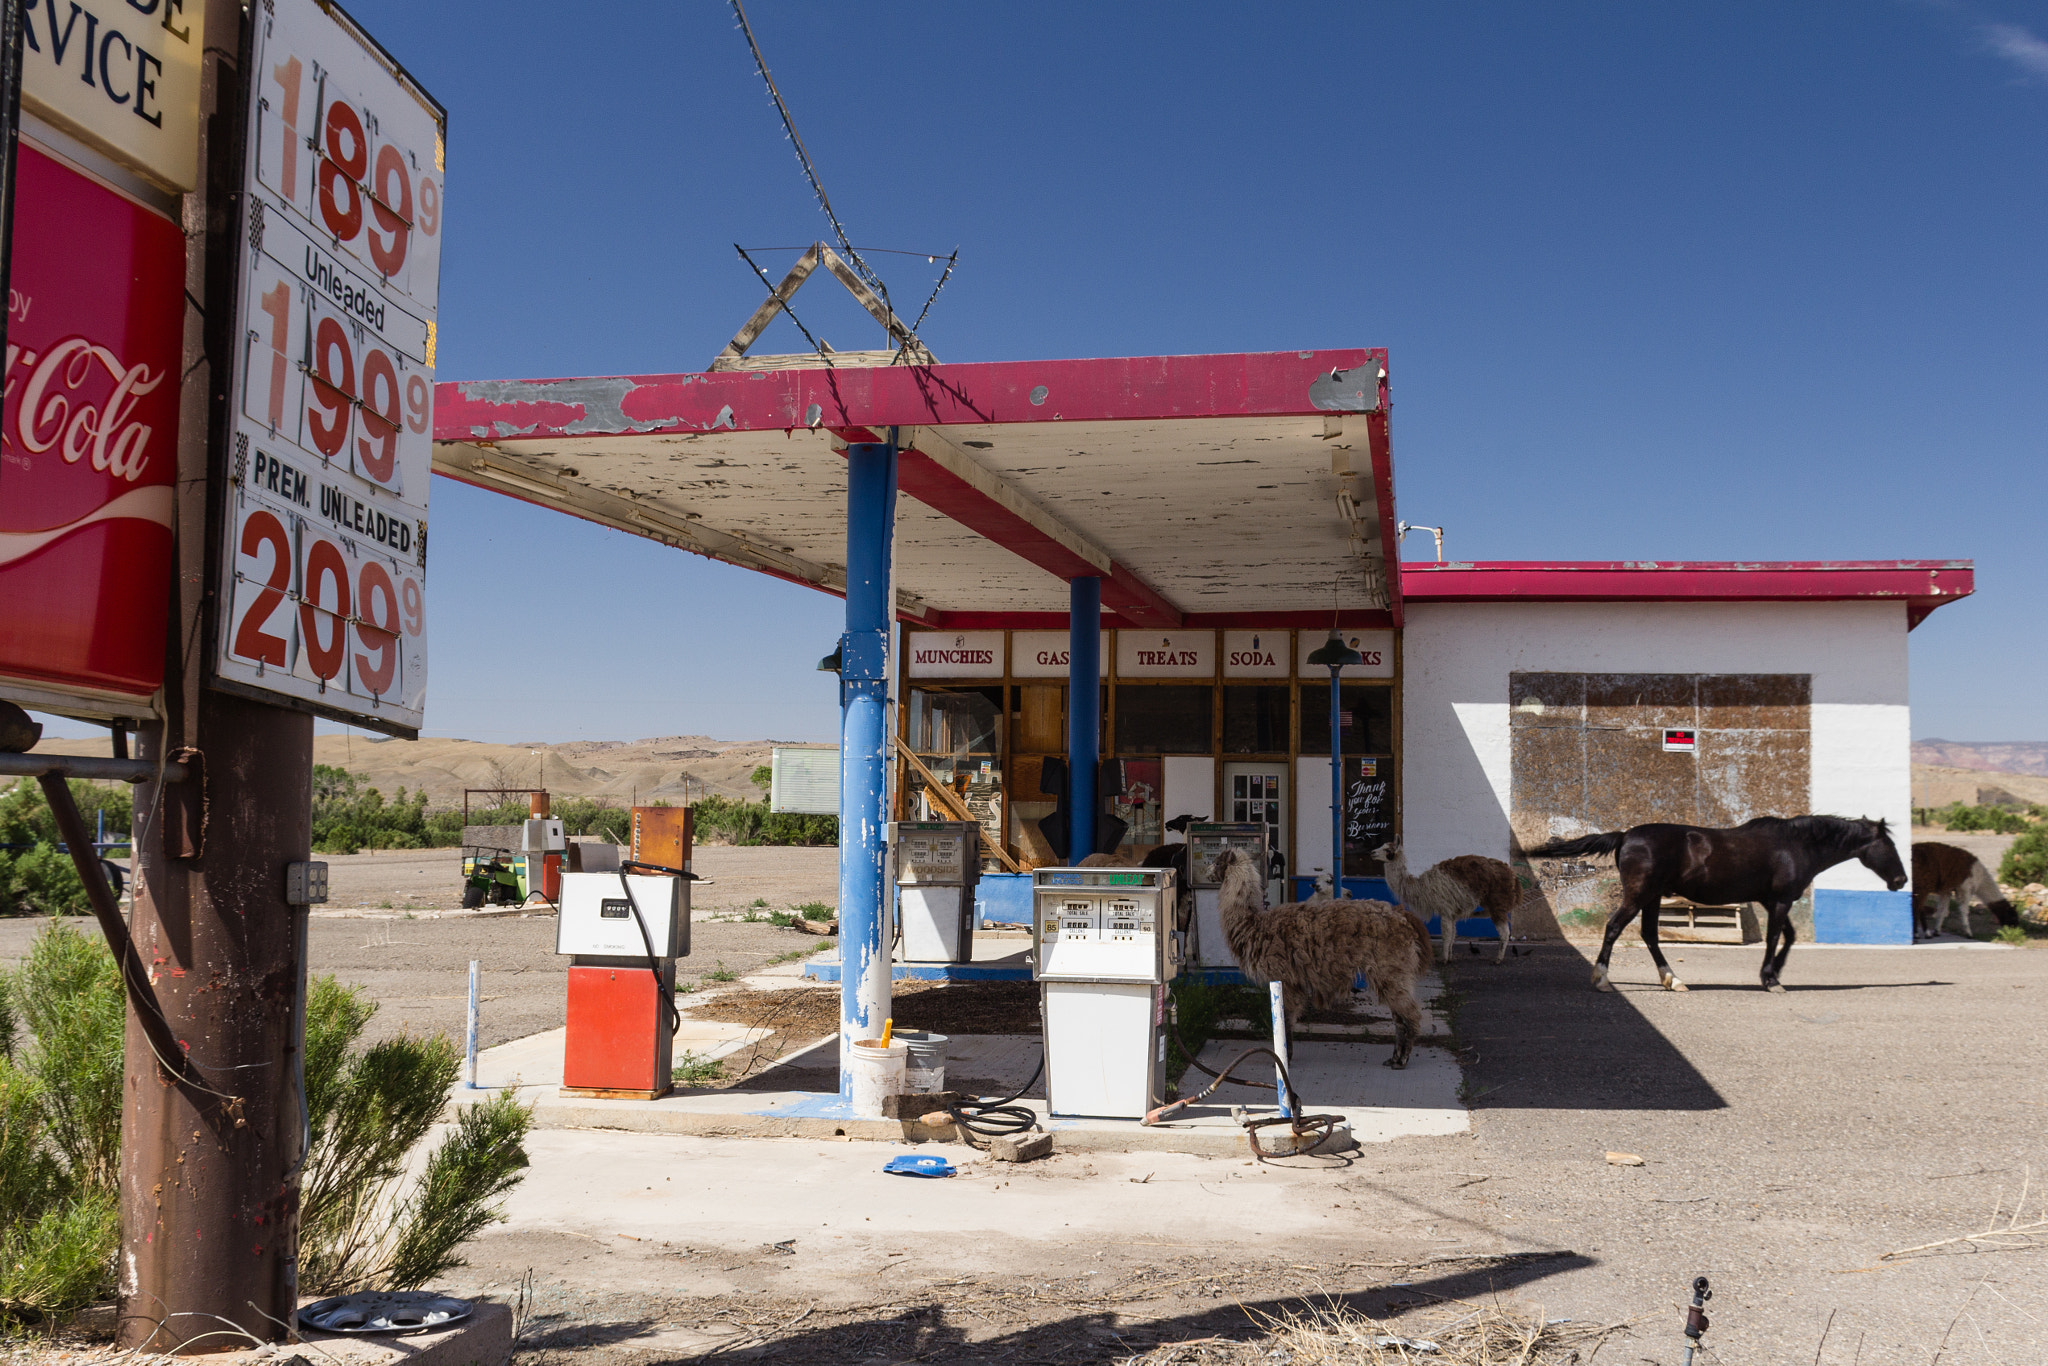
[1912,841,2017,938]
[1213,847,1434,1068]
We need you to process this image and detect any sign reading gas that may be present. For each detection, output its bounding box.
[212,0,443,737]
[21,0,204,191]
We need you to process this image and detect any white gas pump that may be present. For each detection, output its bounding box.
[1187,822,1269,968]
[1032,866,1181,1118]
[891,821,980,964]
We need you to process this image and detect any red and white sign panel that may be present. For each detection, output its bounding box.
[1662,729,1697,754]
[0,143,184,704]
[215,0,443,735]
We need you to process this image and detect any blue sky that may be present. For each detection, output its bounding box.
[39,2,2046,745]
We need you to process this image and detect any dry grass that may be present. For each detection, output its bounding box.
[1119,1298,1627,1365]
[1881,1167,2048,1261]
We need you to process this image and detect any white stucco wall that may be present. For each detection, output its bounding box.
[1400,600,1911,893]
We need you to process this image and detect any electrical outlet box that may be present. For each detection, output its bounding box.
[286,861,328,905]
[523,817,566,853]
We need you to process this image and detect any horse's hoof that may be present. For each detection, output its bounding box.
[1662,974,1688,992]
[1765,982,1786,994]
[1591,965,1614,992]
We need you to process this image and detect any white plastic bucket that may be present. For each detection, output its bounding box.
[848,1038,908,1117]
[897,1031,949,1093]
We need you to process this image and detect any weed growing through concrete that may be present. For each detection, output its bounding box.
[764,948,816,967]
[672,1051,725,1086]
[1997,924,2029,947]
[705,962,739,983]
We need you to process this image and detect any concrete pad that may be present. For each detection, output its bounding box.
[451,971,1466,1156]
[801,934,1033,982]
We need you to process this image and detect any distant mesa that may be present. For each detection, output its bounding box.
[1911,739,2048,778]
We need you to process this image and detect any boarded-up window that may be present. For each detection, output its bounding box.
[1508,672,1811,850]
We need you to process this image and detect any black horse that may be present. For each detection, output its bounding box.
[1526,815,1908,993]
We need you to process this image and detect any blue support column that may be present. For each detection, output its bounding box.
[1068,578,1101,862]
[1328,666,1345,890]
[837,438,898,1101]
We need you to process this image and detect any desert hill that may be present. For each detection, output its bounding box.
[30,732,833,811]
[1911,739,2048,777]
[1912,763,2048,811]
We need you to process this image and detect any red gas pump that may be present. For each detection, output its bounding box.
[558,869,689,1098]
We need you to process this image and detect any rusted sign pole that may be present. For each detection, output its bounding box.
[119,1,314,1348]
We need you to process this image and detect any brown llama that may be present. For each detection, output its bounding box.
[1213,847,1434,1069]
[1913,840,2018,939]
[1373,840,1524,964]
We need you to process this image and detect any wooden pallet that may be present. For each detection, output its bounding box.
[1655,898,1758,944]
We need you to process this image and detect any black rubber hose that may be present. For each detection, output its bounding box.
[945,1055,1045,1137]
[616,871,682,1036]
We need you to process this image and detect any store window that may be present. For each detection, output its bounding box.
[1114,684,1212,755]
[906,686,1005,853]
[1222,685,1290,754]
[1299,683,1394,754]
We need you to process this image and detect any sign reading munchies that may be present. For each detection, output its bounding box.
[906,631,1003,678]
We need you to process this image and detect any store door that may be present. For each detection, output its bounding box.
[1222,762,1287,899]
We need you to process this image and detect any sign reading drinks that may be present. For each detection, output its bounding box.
[906,630,1003,679]
[0,144,185,704]
[1297,628,1394,679]
[21,0,205,191]
[212,0,443,736]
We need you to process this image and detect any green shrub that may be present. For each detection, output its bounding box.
[0,923,126,1326]
[299,975,531,1294]
[691,793,836,846]
[1922,802,2032,835]
[2003,830,2048,888]
[0,930,532,1329]
[0,781,131,917]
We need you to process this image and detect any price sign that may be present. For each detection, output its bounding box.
[213,0,442,736]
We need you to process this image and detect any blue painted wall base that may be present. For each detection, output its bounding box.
[1812,888,1913,944]
[975,872,1033,926]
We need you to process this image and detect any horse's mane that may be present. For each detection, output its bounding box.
[1768,813,1889,853]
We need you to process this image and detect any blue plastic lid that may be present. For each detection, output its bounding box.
[883,1154,955,1178]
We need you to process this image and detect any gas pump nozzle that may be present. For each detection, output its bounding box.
[1681,1276,1711,1365]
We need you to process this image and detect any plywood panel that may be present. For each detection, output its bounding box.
[1697,729,1810,826]
[1699,673,1811,730]
[1510,672,1586,729]
[1016,685,1064,753]
[1511,726,1586,827]
[1585,729,1698,829]
[1586,673,1696,731]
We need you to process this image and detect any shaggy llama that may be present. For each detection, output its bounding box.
[1212,847,1434,1068]
[1373,841,1523,963]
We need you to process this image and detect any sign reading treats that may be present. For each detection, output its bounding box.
[1117,631,1216,678]
[1010,630,1108,678]
[21,0,205,191]
[1297,629,1394,678]
[1222,630,1291,678]
[906,630,1004,678]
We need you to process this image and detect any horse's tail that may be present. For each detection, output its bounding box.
[1524,830,1626,860]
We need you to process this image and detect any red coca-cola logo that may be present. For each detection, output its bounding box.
[4,336,165,481]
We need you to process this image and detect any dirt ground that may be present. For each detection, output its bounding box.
[422,938,2048,1364]
[0,844,842,1049]
[9,843,2048,1362]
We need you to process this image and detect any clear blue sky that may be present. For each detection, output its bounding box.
[40,2,2047,745]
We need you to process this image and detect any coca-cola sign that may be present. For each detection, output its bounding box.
[0,143,183,704]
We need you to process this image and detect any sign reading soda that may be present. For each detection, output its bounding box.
[0,143,184,705]
[212,0,444,737]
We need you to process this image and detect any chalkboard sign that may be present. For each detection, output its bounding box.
[1343,756,1395,871]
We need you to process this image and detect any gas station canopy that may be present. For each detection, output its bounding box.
[432,350,1399,628]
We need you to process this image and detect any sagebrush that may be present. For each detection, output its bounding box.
[0,923,532,1330]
